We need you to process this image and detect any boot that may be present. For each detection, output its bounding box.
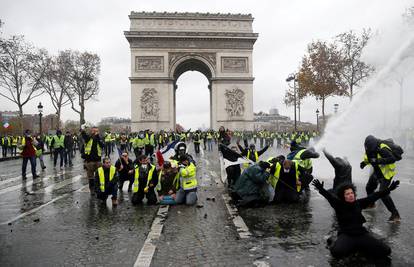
[112,198,118,206]
[388,213,401,223]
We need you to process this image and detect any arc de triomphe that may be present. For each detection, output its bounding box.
[124,12,258,131]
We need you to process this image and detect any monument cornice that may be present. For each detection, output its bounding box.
[124,31,258,39]
[129,11,254,21]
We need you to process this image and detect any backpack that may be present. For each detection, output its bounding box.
[381,139,404,161]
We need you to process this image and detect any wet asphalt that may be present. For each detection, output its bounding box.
[0,145,413,267]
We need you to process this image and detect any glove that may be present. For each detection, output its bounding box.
[360,161,366,169]
[178,164,185,168]
[80,124,87,130]
[312,179,324,191]
[388,180,400,191]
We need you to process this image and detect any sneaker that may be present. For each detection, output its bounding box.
[388,213,401,223]
[33,175,40,179]
[112,198,118,206]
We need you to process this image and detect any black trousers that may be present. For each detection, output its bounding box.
[118,175,133,191]
[273,187,300,203]
[131,188,157,205]
[330,233,391,259]
[105,142,111,156]
[194,142,200,154]
[226,165,241,188]
[366,173,399,215]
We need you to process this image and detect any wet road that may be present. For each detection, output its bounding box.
[0,145,413,266]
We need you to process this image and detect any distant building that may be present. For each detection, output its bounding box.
[253,108,316,132]
[99,117,131,133]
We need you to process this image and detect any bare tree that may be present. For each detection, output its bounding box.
[39,50,72,129]
[298,41,347,121]
[336,29,375,101]
[284,82,307,122]
[66,51,101,125]
[0,35,46,132]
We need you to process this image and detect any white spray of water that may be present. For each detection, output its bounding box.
[313,28,414,183]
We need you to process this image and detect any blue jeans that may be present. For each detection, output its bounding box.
[207,139,213,151]
[22,156,36,178]
[176,188,197,205]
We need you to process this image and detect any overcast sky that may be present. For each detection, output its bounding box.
[1,0,413,129]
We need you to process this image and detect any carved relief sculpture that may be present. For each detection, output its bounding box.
[136,56,164,72]
[140,88,160,120]
[225,88,245,117]
[222,57,248,73]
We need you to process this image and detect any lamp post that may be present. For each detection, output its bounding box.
[37,102,43,135]
[286,73,297,131]
[316,109,320,132]
[334,103,339,114]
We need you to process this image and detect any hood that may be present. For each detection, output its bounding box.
[364,135,379,154]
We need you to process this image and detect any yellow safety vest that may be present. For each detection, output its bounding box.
[84,138,102,157]
[133,165,156,193]
[104,133,112,143]
[97,166,116,192]
[133,138,145,149]
[269,162,301,192]
[243,150,259,169]
[363,143,396,180]
[53,135,65,149]
[293,149,312,170]
[179,162,197,190]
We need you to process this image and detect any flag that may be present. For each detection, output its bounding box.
[155,140,179,167]
[3,122,10,129]
[219,144,251,169]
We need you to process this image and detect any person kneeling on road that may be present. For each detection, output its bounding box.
[231,161,271,207]
[312,178,399,260]
[131,155,158,205]
[268,158,302,203]
[156,161,179,205]
[95,157,119,206]
[170,142,198,205]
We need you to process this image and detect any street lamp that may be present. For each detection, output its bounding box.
[37,102,43,135]
[316,109,320,132]
[286,73,297,132]
[334,103,339,114]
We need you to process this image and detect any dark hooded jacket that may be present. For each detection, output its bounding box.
[233,164,270,203]
[364,135,396,178]
[324,150,352,190]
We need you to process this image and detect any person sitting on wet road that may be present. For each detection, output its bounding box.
[269,159,302,203]
[156,161,179,205]
[287,140,320,191]
[237,139,269,169]
[231,161,271,207]
[131,155,158,205]
[115,151,134,192]
[322,149,352,192]
[94,157,119,206]
[312,178,400,260]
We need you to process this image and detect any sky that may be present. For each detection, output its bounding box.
[1,0,413,129]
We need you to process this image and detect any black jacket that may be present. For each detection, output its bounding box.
[81,131,104,162]
[318,187,391,236]
[324,151,352,190]
[237,144,269,162]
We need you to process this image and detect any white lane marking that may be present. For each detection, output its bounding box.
[0,163,83,190]
[133,205,169,267]
[253,260,270,267]
[219,155,251,239]
[222,194,252,239]
[0,184,88,225]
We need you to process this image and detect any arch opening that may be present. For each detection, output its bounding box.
[173,58,213,130]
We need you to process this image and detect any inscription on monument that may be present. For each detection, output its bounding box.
[225,88,245,117]
[136,56,164,72]
[140,88,160,120]
[221,57,248,73]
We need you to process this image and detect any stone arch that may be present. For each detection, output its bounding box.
[125,11,257,131]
